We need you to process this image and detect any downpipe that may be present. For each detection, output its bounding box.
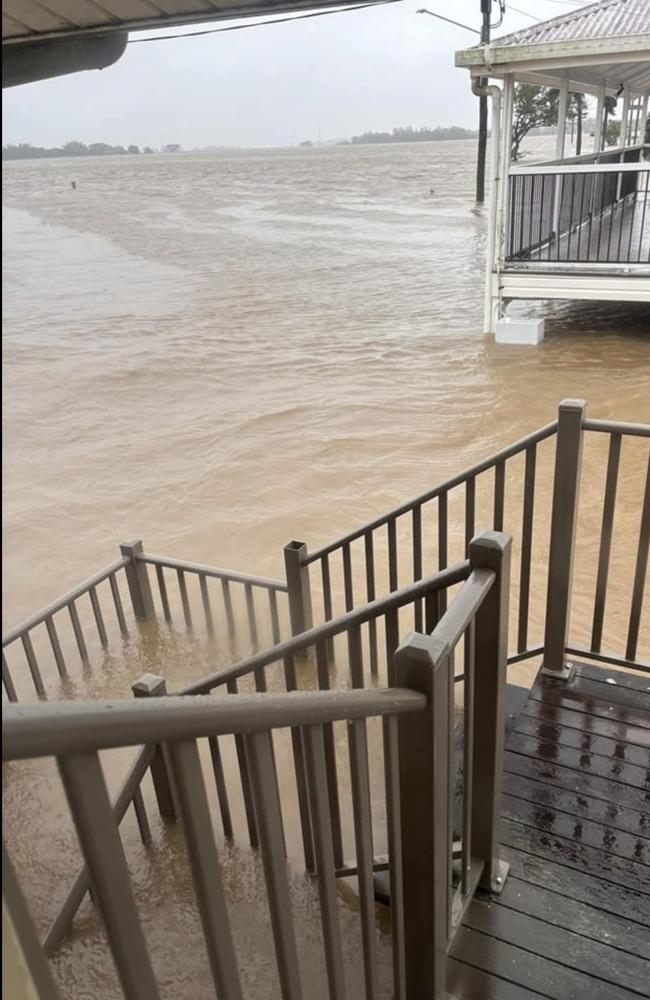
[472,77,502,334]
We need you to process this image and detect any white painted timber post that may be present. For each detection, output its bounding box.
[552,79,570,238]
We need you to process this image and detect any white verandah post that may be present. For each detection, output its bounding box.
[552,79,570,238]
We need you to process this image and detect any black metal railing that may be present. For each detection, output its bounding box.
[506,147,650,265]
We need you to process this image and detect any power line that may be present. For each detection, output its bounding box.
[128,0,400,44]
[505,3,541,21]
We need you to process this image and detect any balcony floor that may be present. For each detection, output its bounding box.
[520,196,650,268]
[449,661,650,999]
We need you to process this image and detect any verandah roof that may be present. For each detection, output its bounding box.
[455,0,650,97]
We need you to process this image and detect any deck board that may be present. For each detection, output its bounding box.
[449,661,650,999]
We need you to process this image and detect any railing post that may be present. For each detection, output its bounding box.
[543,399,586,679]
[394,632,451,999]
[469,530,511,893]
[284,541,313,640]
[120,540,155,620]
[131,674,177,822]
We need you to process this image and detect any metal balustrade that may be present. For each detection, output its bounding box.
[506,146,650,266]
[3,531,510,1000]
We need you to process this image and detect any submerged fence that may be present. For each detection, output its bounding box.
[4,532,512,1000]
[3,400,649,699]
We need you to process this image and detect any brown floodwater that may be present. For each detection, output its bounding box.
[2,137,650,998]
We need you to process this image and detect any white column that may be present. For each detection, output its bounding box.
[555,79,569,160]
[620,84,631,147]
[593,86,605,153]
[639,94,649,147]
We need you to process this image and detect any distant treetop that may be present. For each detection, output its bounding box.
[2,141,154,161]
[348,126,476,145]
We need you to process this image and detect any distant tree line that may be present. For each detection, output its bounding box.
[2,141,157,161]
[345,126,477,145]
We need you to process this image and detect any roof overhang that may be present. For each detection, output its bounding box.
[2,0,387,87]
[455,33,650,97]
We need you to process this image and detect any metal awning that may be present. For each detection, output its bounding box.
[2,0,391,87]
[455,0,650,96]
[2,0,378,44]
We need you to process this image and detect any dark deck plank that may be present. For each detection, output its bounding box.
[502,845,650,926]
[462,897,650,994]
[503,793,649,864]
[446,956,550,999]
[507,731,650,788]
[575,662,650,695]
[487,875,650,960]
[523,699,650,748]
[515,713,650,770]
[504,751,650,811]
[501,817,650,893]
[563,673,650,714]
[450,926,643,1000]
[504,770,650,838]
[529,682,650,731]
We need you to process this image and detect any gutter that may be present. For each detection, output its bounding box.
[472,77,503,333]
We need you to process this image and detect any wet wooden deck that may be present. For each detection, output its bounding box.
[449,661,650,999]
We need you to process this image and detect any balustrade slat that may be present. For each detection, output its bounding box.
[58,752,161,1000]
[321,554,335,661]
[343,542,354,612]
[303,722,347,1000]
[88,586,108,649]
[200,573,214,635]
[388,516,398,592]
[365,532,379,673]
[2,652,18,702]
[464,477,475,557]
[245,583,259,652]
[346,673,379,998]
[269,590,281,645]
[208,735,233,839]
[177,570,192,628]
[412,507,423,632]
[283,652,315,872]
[626,452,650,662]
[166,740,243,1000]
[226,677,258,847]
[518,445,537,653]
[316,640,344,867]
[382,713,406,1000]
[42,619,65,680]
[462,622,475,897]
[222,579,236,641]
[109,573,128,633]
[438,493,448,615]
[493,461,505,532]
[245,729,302,1000]
[591,433,621,652]
[132,786,151,845]
[155,565,171,623]
[3,845,62,999]
[68,601,89,664]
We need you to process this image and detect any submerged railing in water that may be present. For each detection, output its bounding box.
[4,400,647,706]
[3,532,511,1000]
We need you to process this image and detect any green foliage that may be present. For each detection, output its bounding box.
[350,125,476,145]
[2,141,145,161]
[604,120,621,147]
[511,84,559,161]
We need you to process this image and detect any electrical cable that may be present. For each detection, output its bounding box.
[129,0,400,44]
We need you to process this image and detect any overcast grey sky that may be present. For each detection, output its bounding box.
[2,0,586,149]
